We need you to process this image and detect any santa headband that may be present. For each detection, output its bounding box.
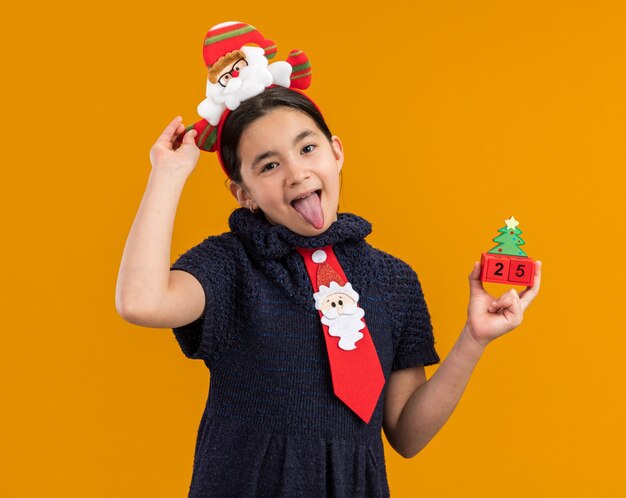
[181,21,316,178]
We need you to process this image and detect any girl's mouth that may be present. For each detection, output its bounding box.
[291,189,324,229]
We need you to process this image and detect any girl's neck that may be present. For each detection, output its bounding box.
[228,208,372,260]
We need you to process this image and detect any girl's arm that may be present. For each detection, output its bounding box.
[115,117,201,327]
[383,261,542,458]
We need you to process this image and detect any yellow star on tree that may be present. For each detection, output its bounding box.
[504,216,520,230]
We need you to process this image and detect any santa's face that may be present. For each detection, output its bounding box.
[205,46,273,109]
[319,293,357,317]
[215,57,249,87]
[232,107,344,236]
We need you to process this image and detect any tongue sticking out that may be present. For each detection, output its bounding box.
[292,191,324,229]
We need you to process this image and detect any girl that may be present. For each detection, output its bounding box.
[116,41,541,498]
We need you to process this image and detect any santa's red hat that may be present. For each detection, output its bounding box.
[311,249,360,309]
[202,22,277,68]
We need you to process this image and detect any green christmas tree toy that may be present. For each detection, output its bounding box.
[480,216,535,286]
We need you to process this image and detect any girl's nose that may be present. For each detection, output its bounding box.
[285,160,310,187]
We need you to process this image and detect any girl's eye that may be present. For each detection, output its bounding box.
[302,144,316,154]
[261,162,278,173]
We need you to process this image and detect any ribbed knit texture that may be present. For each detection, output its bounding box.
[170,208,440,497]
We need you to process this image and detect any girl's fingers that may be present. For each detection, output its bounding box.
[519,260,542,311]
[176,130,198,152]
[468,261,485,296]
[182,129,197,143]
[504,290,523,325]
[488,288,519,313]
[155,116,183,145]
[170,123,185,145]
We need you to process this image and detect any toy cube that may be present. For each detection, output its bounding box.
[507,256,535,286]
[480,253,511,283]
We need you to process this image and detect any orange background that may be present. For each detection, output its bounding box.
[2,1,625,496]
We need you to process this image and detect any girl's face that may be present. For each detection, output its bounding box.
[230,107,344,237]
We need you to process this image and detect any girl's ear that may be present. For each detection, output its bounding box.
[229,181,258,211]
[330,135,344,172]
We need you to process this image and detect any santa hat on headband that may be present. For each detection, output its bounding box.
[179,21,314,176]
[202,22,277,69]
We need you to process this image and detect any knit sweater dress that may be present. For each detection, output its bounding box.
[170,208,440,497]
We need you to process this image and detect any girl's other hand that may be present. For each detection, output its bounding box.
[465,260,542,348]
[149,116,200,177]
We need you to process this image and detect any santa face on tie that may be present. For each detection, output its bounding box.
[314,281,366,351]
[319,292,357,317]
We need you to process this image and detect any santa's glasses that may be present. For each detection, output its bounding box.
[218,58,249,87]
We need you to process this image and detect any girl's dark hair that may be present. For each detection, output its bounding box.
[220,86,333,183]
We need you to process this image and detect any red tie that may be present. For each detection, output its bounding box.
[296,245,385,423]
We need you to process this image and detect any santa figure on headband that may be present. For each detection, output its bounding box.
[186,21,312,151]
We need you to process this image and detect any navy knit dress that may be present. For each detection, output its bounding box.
[170,208,440,497]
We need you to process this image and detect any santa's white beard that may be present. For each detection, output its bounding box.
[197,48,274,126]
[321,304,366,351]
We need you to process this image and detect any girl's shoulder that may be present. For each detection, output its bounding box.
[171,230,246,274]
[175,229,243,255]
[360,241,421,283]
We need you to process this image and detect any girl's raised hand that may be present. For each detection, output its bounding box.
[465,260,542,347]
[149,116,200,177]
